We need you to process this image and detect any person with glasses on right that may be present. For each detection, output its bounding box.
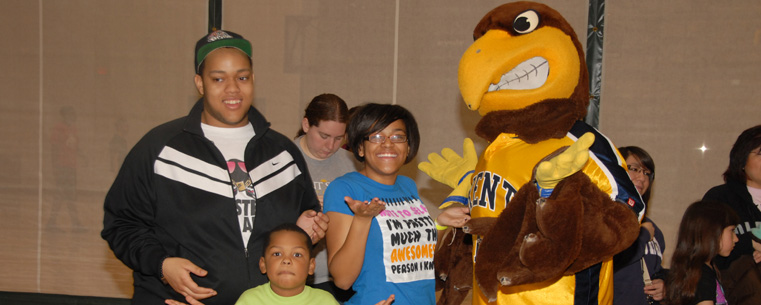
[614,146,667,305]
[702,125,761,305]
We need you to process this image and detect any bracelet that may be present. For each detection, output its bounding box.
[435,219,449,231]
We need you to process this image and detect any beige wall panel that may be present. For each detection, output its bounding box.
[223,1,399,138]
[38,0,206,298]
[0,0,207,298]
[0,0,44,293]
[601,0,761,267]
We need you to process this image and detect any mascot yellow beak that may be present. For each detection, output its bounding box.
[458,26,581,116]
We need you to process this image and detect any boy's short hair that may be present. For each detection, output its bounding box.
[262,223,313,257]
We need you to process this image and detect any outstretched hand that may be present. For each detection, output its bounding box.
[345,196,386,218]
[418,138,478,189]
[536,133,594,190]
[162,257,216,304]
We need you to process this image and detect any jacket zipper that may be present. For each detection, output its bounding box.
[201,134,254,280]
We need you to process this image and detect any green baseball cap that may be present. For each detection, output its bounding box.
[195,30,252,74]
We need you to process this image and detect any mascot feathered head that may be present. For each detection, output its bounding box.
[459,1,589,143]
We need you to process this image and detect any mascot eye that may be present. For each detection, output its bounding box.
[513,10,540,34]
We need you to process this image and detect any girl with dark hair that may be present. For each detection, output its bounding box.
[293,93,358,301]
[664,200,739,305]
[323,103,434,305]
[702,124,761,305]
[614,146,666,305]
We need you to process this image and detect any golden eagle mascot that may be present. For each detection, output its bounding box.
[419,2,645,304]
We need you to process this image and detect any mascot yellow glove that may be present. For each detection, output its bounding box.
[535,133,595,197]
[418,138,477,209]
[419,138,477,189]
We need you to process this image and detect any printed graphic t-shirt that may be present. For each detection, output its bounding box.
[202,123,256,250]
[294,136,358,284]
[323,172,435,305]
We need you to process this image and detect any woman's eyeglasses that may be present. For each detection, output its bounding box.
[365,134,408,143]
[627,165,653,179]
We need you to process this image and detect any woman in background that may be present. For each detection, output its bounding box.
[614,146,666,304]
[664,200,739,305]
[703,124,761,305]
[295,93,357,301]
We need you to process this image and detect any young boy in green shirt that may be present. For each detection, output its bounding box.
[236,223,338,305]
[167,223,394,305]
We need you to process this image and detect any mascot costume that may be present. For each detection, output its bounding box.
[419,2,646,304]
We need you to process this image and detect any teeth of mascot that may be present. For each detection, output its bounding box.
[488,56,549,91]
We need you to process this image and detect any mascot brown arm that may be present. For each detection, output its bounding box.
[434,227,473,305]
[464,135,640,301]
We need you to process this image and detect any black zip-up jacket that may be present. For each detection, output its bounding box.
[102,100,319,304]
[703,180,761,305]
[703,180,761,268]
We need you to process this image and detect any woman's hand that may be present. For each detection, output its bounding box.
[437,205,471,228]
[346,196,386,218]
[326,197,383,289]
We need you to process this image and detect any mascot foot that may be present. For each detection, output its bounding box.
[513,182,584,284]
[492,234,549,287]
[477,281,500,303]
[462,217,497,235]
[497,265,537,287]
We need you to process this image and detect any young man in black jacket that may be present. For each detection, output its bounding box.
[102,30,328,305]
